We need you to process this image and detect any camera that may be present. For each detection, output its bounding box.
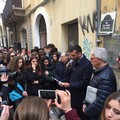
[38,89,57,100]
[0,66,18,81]
[8,71,18,80]
[0,66,9,75]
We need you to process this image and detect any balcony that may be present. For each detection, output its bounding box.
[2,0,25,27]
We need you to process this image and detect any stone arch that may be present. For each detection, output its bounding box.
[32,6,51,48]
[39,15,47,48]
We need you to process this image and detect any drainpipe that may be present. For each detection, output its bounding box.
[96,0,101,47]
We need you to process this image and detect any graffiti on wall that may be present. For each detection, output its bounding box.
[83,37,93,59]
[79,12,97,36]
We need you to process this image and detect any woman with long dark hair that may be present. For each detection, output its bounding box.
[41,56,56,90]
[51,52,60,70]
[25,55,45,96]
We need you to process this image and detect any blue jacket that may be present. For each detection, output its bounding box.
[84,64,117,120]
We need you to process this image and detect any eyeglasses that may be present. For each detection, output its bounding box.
[90,57,100,60]
[10,55,15,57]
[32,61,38,63]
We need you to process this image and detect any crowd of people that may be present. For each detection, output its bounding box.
[0,43,120,120]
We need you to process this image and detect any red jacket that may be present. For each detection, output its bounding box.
[65,109,81,120]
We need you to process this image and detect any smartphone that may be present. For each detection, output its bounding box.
[38,89,57,99]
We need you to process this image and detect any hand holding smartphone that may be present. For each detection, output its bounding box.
[38,89,57,100]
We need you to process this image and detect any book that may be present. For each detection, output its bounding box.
[85,86,97,103]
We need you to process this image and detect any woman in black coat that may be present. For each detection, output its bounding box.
[25,55,45,96]
[41,56,56,90]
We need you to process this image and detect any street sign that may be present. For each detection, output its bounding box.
[99,12,116,34]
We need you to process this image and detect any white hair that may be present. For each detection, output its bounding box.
[91,47,108,62]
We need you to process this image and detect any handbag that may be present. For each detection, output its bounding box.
[9,83,24,102]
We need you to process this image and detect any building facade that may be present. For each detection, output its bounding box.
[2,0,120,59]
[2,0,97,59]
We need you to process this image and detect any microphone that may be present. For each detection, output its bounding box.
[66,59,73,68]
[51,77,63,85]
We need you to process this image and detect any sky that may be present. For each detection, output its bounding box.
[0,0,6,13]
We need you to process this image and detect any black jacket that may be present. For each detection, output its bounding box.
[53,61,70,82]
[25,67,45,96]
[53,61,71,90]
[84,64,117,120]
[69,54,93,107]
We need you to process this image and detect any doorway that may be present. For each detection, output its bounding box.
[39,15,47,48]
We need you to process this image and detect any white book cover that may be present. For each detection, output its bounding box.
[85,86,98,103]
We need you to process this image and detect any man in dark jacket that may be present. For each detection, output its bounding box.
[60,45,93,120]
[83,47,117,120]
[53,52,70,86]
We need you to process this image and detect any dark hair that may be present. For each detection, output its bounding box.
[8,45,14,49]
[7,56,25,71]
[29,55,39,63]
[47,44,55,49]
[21,48,27,52]
[31,49,36,53]
[101,91,120,120]
[69,44,82,53]
[52,52,60,61]
[27,55,41,71]
[14,96,49,120]
[41,56,50,66]
[50,47,58,55]
[34,46,39,52]
[41,56,50,62]
[40,56,53,72]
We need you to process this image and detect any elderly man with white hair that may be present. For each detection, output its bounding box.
[83,47,117,120]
